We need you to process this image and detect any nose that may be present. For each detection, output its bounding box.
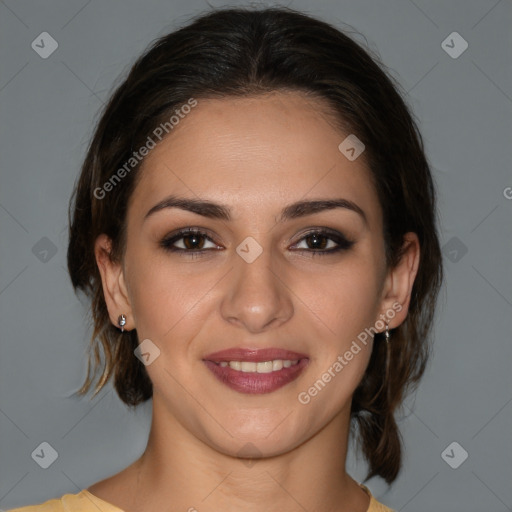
[220,242,294,333]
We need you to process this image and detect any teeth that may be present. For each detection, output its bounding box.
[241,362,257,373]
[219,359,300,373]
[272,360,283,371]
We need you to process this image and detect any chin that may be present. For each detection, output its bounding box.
[198,407,313,459]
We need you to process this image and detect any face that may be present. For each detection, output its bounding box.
[96,91,416,458]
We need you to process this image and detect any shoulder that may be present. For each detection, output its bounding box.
[4,495,66,512]
[359,483,396,512]
[4,490,122,512]
[368,498,396,512]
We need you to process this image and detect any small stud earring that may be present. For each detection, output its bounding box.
[118,314,127,333]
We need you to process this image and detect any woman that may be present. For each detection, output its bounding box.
[9,6,442,512]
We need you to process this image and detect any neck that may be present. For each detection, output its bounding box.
[122,397,369,512]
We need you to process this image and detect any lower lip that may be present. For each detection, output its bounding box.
[203,359,309,394]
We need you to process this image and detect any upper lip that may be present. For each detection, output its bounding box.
[203,348,309,363]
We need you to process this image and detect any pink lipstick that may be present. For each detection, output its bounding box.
[203,348,309,394]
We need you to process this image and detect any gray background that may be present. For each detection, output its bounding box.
[1,1,511,511]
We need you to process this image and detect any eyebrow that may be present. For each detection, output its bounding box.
[144,195,367,224]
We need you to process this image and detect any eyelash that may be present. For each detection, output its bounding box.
[159,227,355,258]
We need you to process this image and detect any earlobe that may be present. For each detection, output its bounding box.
[379,232,420,329]
[94,234,134,331]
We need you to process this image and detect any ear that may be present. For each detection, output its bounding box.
[378,232,420,329]
[94,233,134,331]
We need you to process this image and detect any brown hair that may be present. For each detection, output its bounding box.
[67,6,443,485]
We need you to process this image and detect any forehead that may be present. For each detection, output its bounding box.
[129,91,380,225]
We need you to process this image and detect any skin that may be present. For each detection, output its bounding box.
[90,91,420,512]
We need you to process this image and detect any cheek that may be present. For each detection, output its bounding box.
[124,248,215,343]
[293,257,383,342]
[126,245,384,343]
[292,263,381,417]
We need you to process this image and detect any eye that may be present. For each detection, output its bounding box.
[159,228,222,254]
[159,227,354,257]
[291,228,354,255]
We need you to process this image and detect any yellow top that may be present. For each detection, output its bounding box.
[6,483,395,512]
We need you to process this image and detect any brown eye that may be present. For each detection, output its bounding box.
[181,233,206,250]
[160,228,221,253]
[291,229,354,255]
[303,233,330,250]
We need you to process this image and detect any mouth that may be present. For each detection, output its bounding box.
[203,348,310,394]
